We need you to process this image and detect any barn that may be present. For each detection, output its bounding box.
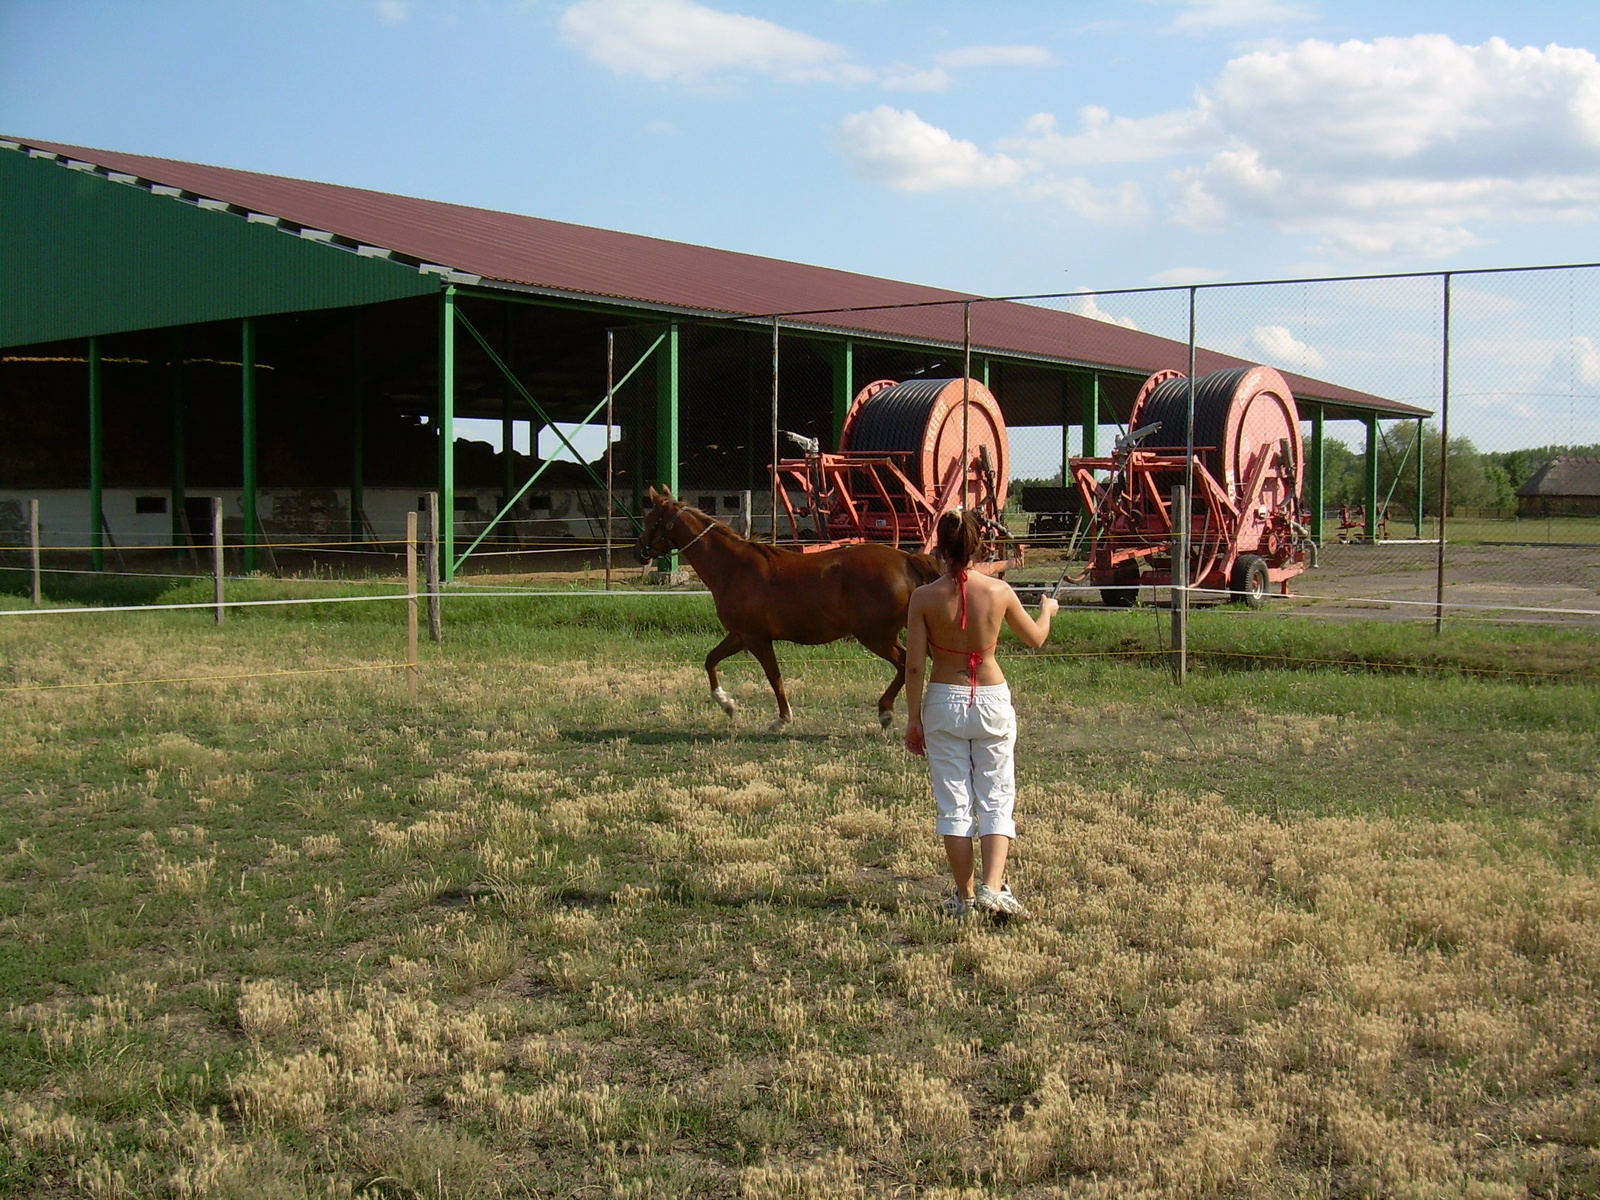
[0,136,1430,579]
[1516,456,1600,517]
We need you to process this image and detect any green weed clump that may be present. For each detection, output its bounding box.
[0,594,1597,1197]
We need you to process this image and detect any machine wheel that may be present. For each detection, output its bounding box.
[1100,564,1140,608]
[1231,554,1270,609]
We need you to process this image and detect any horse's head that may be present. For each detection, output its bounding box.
[633,486,684,563]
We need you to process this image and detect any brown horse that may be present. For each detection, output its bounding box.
[634,488,940,731]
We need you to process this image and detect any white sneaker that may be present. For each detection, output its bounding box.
[941,893,975,918]
[974,883,1028,918]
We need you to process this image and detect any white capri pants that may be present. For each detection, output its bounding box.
[922,682,1017,839]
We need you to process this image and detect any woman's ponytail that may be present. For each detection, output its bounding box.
[935,510,985,573]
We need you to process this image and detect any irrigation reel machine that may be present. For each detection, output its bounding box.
[1062,365,1317,608]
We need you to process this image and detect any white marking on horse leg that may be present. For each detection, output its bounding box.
[768,714,791,734]
[712,686,736,716]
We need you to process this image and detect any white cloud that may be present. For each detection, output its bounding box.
[1458,334,1600,385]
[835,107,1029,191]
[1067,293,1141,329]
[935,45,1056,69]
[997,35,1600,257]
[1189,36,1600,255]
[1249,325,1327,370]
[880,65,951,94]
[375,0,410,22]
[559,0,871,86]
[1170,0,1313,31]
[1149,266,1225,284]
[1027,177,1149,223]
[1005,104,1221,166]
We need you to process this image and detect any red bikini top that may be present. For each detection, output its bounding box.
[927,570,996,703]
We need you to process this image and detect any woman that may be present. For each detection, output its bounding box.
[904,510,1057,917]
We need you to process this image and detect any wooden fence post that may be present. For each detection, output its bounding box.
[407,510,419,700]
[29,499,41,606]
[425,492,442,643]
[211,496,225,626]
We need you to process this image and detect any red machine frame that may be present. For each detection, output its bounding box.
[772,445,1007,553]
[1067,369,1314,605]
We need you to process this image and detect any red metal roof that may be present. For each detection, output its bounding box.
[8,136,1427,417]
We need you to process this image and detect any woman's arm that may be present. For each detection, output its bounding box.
[903,590,929,756]
[1003,588,1059,649]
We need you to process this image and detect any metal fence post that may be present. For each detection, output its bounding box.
[605,329,615,592]
[88,335,103,572]
[29,499,41,606]
[739,490,752,538]
[962,302,972,510]
[241,317,258,574]
[211,496,225,626]
[425,491,442,643]
[1434,273,1452,634]
[1171,484,1188,685]
[770,318,780,542]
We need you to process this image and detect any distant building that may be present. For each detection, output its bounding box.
[1516,456,1600,517]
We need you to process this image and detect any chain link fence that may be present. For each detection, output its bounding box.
[5,265,1597,629]
[595,265,1599,627]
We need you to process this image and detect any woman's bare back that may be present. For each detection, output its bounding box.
[908,572,1050,687]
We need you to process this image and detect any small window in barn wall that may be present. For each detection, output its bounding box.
[135,496,168,515]
[723,496,740,511]
[697,496,716,511]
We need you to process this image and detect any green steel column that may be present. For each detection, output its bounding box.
[1309,404,1325,542]
[242,317,258,573]
[350,312,365,543]
[88,336,103,571]
[502,303,515,515]
[1414,417,1425,537]
[655,323,680,568]
[829,339,854,447]
[1364,414,1379,541]
[1083,373,1101,459]
[981,357,991,387]
[1060,378,1068,484]
[439,287,457,580]
[170,329,186,552]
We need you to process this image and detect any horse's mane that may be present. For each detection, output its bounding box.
[674,504,798,558]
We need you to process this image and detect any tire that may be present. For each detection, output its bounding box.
[1230,554,1270,609]
[1100,564,1140,608]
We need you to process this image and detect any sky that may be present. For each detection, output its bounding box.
[5,0,1600,458]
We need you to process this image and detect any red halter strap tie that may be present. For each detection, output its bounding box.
[928,570,996,704]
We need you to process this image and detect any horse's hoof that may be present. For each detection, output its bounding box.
[878,710,894,731]
[712,687,737,717]
[768,716,791,734]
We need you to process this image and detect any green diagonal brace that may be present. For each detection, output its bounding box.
[452,319,664,572]
[457,308,615,491]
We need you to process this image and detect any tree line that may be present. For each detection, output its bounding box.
[1016,430,1600,515]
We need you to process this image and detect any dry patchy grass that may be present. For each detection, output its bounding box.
[1,603,1598,1197]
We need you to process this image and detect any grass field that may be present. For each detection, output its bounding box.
[2,582,1598,1198]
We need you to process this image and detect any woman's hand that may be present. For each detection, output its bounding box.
[904,718,926,757]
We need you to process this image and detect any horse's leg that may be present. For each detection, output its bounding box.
[743,636,792,731]
[861,630,908,731]
[705,632,746,717]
